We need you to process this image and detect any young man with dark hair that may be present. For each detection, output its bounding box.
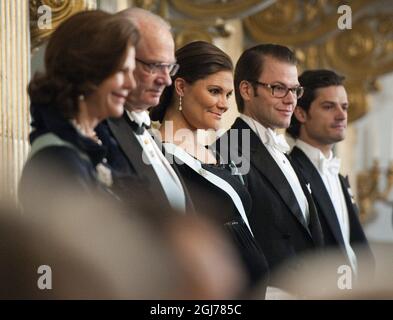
[288,69,373,275]
[217,44,325,289]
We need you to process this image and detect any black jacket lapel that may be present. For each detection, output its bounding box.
[149,128,195,213]
[232,118,310,232]
[291,146,345,246]
[107,115,170,208]
[287,154,324,246]
[339,174,369,245]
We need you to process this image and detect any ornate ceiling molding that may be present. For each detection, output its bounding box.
[243,0,377,46]
[242,0,393,121]
[30,0,96,51]
[170,17,234,48]
[323,14,393,79]
[169,0,276,20]
[134,0,246,49]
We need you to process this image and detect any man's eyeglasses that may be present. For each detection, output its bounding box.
[136,58,179,77]
[250,80,304,99]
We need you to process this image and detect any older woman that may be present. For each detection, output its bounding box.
[19,10,139,210]
[150,41,268,292]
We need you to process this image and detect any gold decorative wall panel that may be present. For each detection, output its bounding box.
[323,15,393,78]
[134,0,392,122]
[30,0,96,51]
[134,0,277,49]
[170,0,275,19]
[244,0,377,46]
[243,0,393,122]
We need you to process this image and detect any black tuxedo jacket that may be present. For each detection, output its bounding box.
[290,146,373,264]
[96,113,194,213]
[215,118,324,282]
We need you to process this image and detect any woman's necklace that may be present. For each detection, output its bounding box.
[71,119,102,145]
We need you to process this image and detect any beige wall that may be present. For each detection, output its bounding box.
[214,19,243,132]
[352,74,393,242]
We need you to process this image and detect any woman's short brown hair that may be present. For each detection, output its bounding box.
[28,10,139,118]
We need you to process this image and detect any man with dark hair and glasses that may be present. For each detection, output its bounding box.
[96,8,193,214]
[216,44,325,292]
[288,69,373,277]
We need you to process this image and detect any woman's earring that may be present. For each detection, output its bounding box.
[178,95,182,111]
[78,94,85,101]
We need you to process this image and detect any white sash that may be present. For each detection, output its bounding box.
[164,142,253,236]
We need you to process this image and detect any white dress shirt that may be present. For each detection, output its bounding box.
[295,140,357,273]
[240,114,310,224]
[126,110,186,212]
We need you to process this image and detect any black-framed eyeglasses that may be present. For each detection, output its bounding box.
[136,58,179,76]
[249,80,304,99]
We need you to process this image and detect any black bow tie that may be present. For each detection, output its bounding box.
[128,120,150,135]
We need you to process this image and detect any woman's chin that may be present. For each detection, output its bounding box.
[109,105,125,118]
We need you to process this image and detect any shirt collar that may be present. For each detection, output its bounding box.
[239,114,290,153]
[295,139,333,169]
[239,114,269,144]
[126,110,151,128]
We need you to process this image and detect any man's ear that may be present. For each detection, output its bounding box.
[174,78,186,96]
[293,106,307,124]
[239,80,253,102]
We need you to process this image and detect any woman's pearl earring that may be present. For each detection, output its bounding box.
[178,95,182,111]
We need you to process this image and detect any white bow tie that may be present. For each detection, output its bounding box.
[127,110,151,128]
[264,129,290,154]
[319,157,341,175]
